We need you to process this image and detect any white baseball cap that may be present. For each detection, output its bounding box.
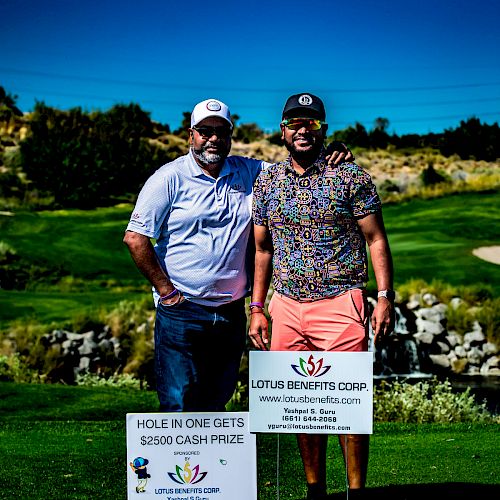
[190,99,232,128]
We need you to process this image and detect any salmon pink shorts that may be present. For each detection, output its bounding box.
[268,289,369,352]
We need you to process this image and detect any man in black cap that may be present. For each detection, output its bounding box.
[249,93,395,499]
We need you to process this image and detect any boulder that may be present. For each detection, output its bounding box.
[415,306,446,323]
[466,365,480,375]
[406,299,420,310]
[414,332,434,344]
[467,347,484,365]
[449,297,464,309]
[422,293,438,306]
[436,341,450,354]
[78,339,98,356]
[483,342,499,356]
[446,332,462,347]
[429,354,450,368]
[464,330,486,344]
[416,318,444,335]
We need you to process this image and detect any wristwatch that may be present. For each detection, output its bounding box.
[377,290,395,301]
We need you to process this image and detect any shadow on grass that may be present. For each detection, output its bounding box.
[322,482,500,499]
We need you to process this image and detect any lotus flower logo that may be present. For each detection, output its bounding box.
[167,458,207,485]
[292,354,331,377]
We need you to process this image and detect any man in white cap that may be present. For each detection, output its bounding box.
[123,98,352,412]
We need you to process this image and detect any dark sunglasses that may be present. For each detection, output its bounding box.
[281,118,324,131]
[192,125,232,138]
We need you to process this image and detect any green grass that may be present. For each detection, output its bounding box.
[0,382,498,499]
[0,191,499,328]
[381,192,500,292]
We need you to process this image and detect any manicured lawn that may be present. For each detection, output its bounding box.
[0,382,498,499]
[382,192,500,291]
[0,191,499,328]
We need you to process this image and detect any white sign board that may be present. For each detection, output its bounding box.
[249,351,373,434]
[126,412,256,499]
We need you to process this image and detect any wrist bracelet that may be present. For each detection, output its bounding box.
[160,292,182,307]
[159,289,179,301]
[250,309,265,315]
[249,301,264,309]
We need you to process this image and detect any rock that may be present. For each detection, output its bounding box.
[451,358,468,374]
[78,339,97,356]
[464,331,486,344]
[422,293,438,306]
[437,341,450,354]
[471,320,482,332]
[415,306,446,322]
[483,342,499,356]
[483,355,499,369]
[466,365,480,375]
[414,332,434,344]
[65,332,84,342]
[429,354,450,368]
[416,318,444,335]
[467,347,484,365]
[61,339,74,350]
[449,297,464,309]
[78,356,91,371]
[406,299,420,310]
[454,345,467,357]
[446,332,461,347]
[52,330,66,342]
[81,331,95,341]
[97,339,112,351]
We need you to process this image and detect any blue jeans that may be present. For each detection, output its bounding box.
[154,298,246,412]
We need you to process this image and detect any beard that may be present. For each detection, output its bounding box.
[191,142,228,165]
[284,132,324,163]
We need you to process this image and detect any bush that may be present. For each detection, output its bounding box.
[374,378,497,423]
[75,371,147,390]
[0,353,40,383]
[18,103,175,208]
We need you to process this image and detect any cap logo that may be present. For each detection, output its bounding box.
[298,94,313,106]
[206,100,222,111]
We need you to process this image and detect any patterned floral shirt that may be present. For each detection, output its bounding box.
[252,150,381,301]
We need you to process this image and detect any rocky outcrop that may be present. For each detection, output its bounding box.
[371,293,499,377]
[40,326,126,382]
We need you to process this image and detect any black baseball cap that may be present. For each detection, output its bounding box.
[282,93,326,121]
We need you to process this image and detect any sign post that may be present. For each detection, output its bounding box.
[126,412,256,499]
[249,351,373,434]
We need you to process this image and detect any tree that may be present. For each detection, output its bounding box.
[369,117,390,149]
[233,122,264,144]
[20,102,173,208]
[440,117,500,161]
[0,86,23,119]
[330,122,369,148]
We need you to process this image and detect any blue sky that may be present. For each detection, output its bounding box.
[1,0,499,135]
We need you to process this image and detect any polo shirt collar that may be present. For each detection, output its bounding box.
[187,150,234,179]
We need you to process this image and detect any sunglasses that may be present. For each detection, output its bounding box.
[281,118,324,131]
[192,125,232,138]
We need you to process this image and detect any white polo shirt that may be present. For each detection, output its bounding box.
[126,151,269,306]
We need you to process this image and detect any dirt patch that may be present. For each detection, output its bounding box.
[472,246,500,265]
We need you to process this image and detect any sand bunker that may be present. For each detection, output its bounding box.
[472,246,500,265]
